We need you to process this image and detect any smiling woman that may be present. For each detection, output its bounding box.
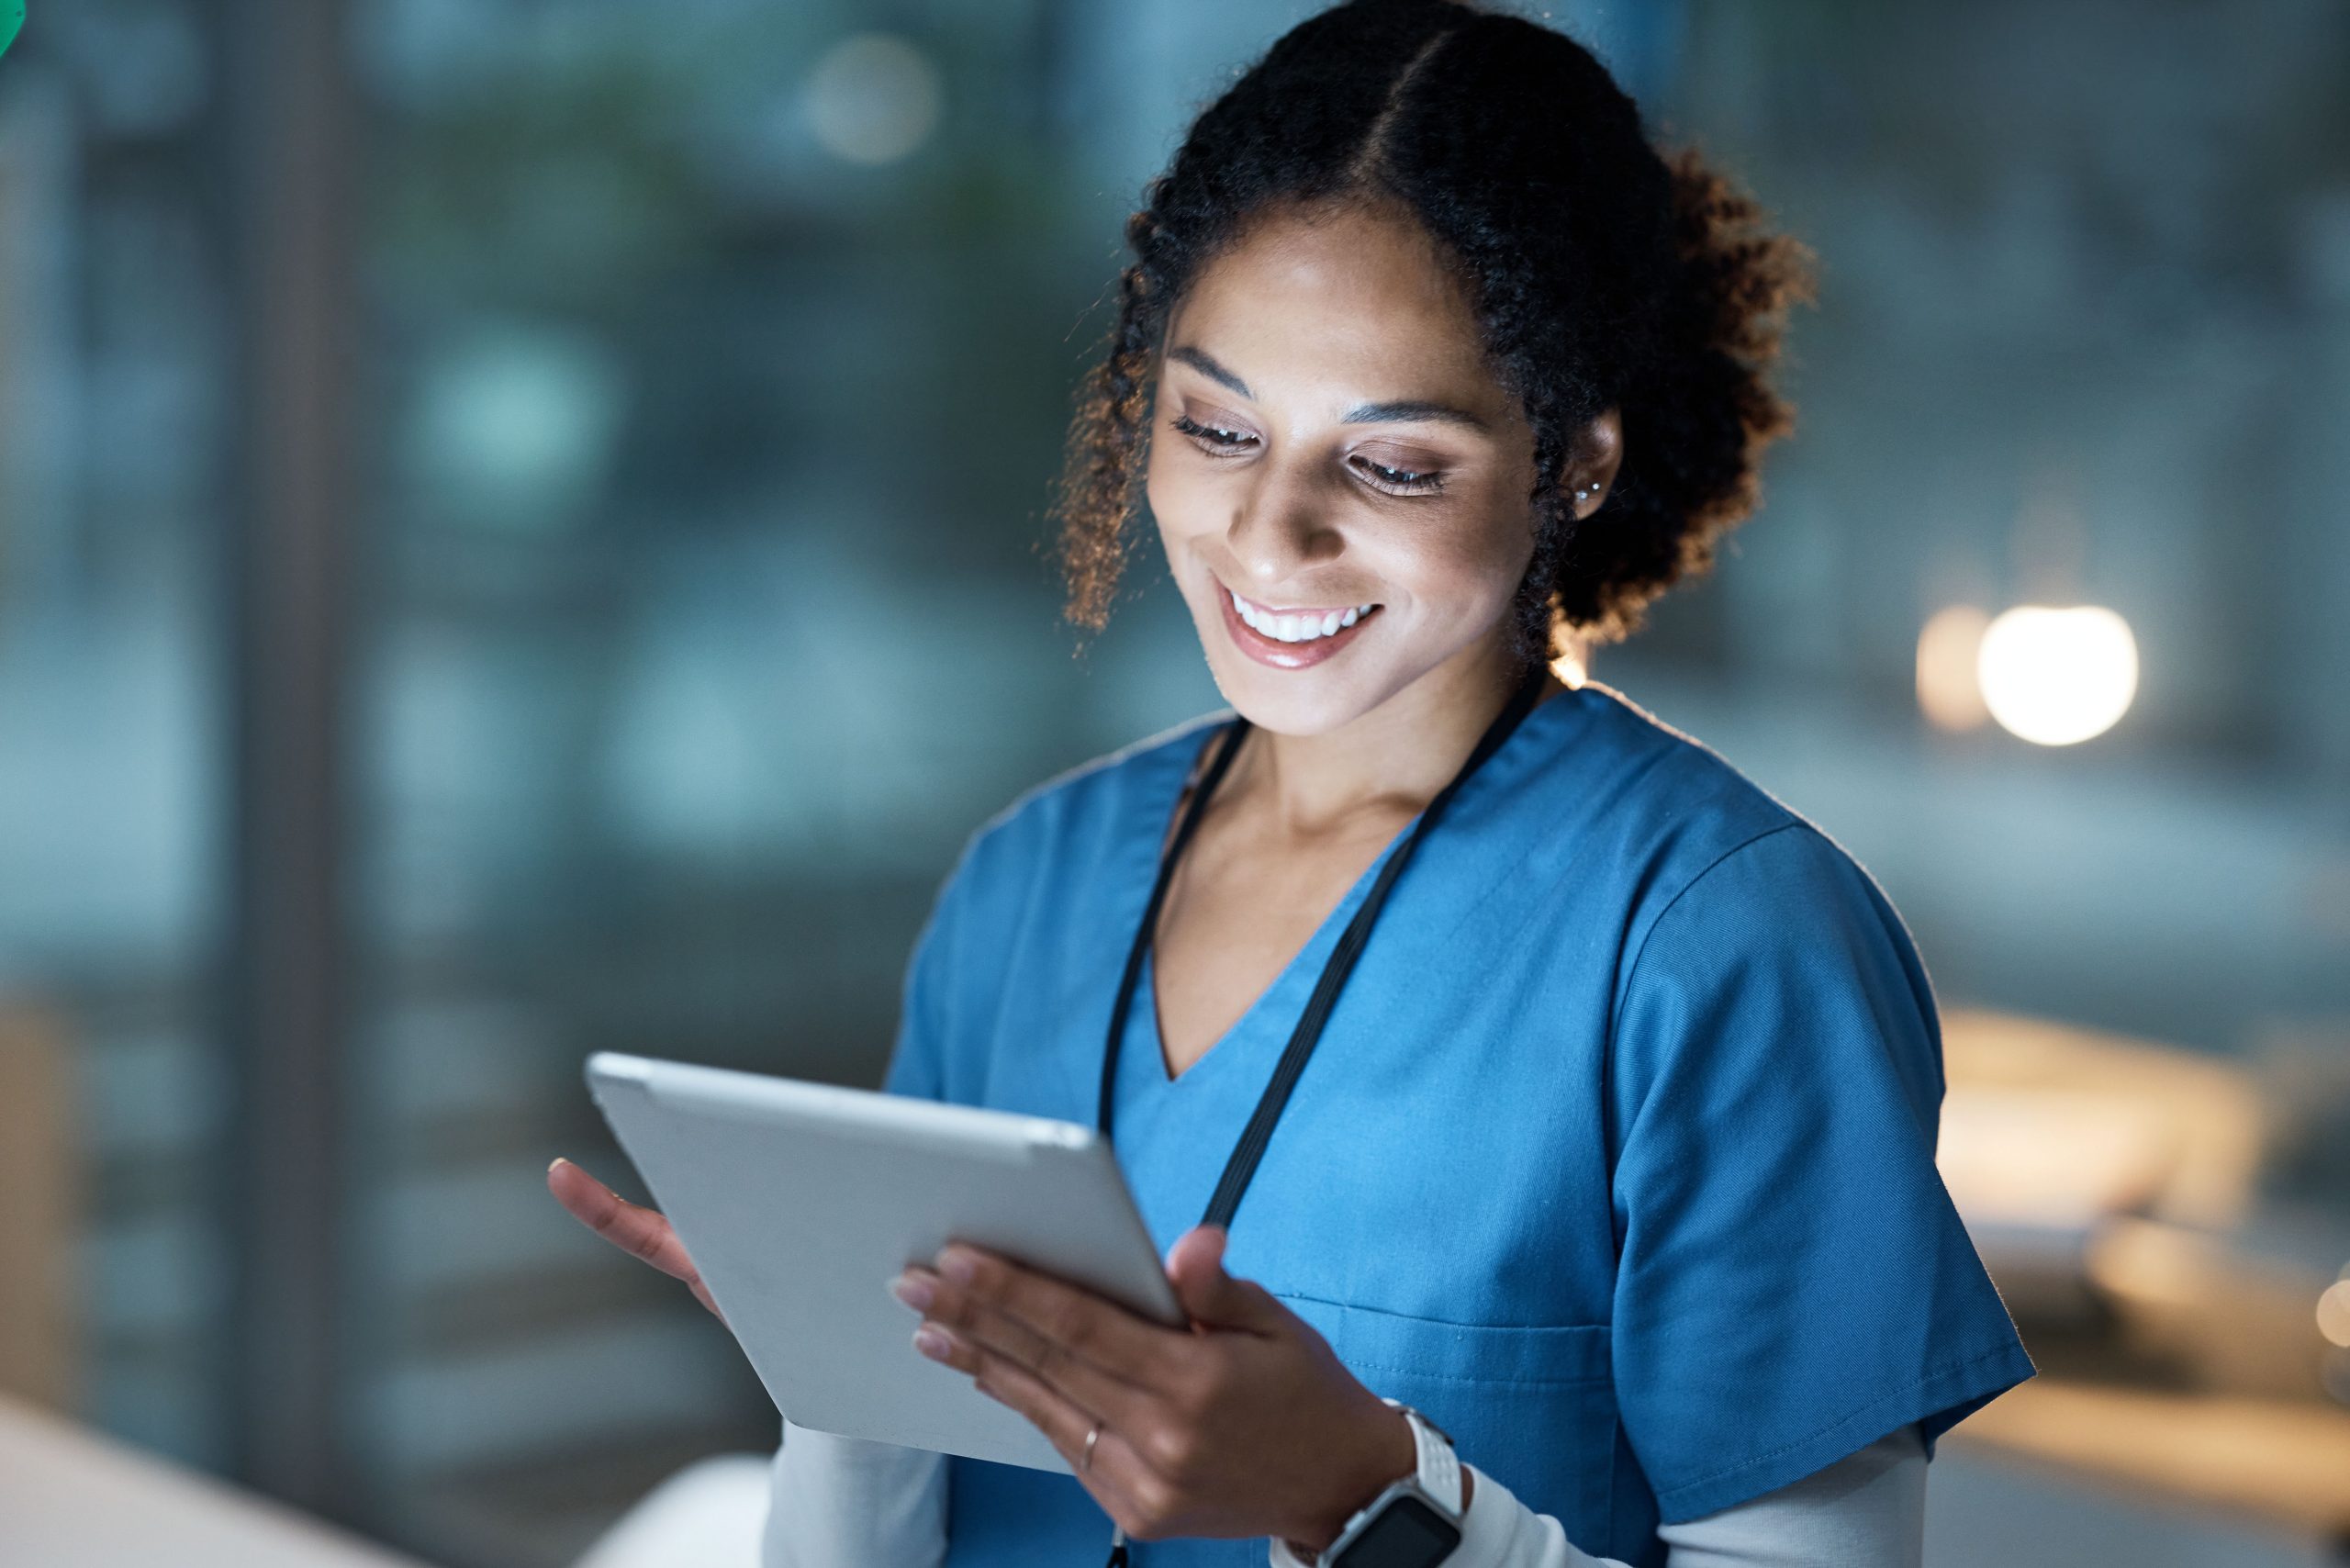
[551,3,2035,1566]
[1051,10,1816,682]
[1140,198,1576,726]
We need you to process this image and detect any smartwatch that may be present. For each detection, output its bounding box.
[1280,1398,1464,1568]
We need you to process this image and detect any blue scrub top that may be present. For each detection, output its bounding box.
[882,679,2035,1568]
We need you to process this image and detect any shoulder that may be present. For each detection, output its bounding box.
[1562,685,1943,1113]
[1541,681,1920,1001]
[932,707,1228,918]
[1541,678,1855,895]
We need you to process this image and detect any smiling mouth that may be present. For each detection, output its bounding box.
[1222,584,1382,644]
[1214,576,1383,669]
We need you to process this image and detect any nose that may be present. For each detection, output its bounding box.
[1225,457,1342,592]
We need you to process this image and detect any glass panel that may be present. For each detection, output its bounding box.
[0,2,233,1469]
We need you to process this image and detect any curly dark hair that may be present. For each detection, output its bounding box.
[1048,0,1817,666]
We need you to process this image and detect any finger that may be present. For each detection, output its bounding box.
[899,1264,1156,1432]
[929,1244,1184,1396]
[547,1158,704,1287]
[913,1320,1163,1526]
[1164,1226,1286,1332]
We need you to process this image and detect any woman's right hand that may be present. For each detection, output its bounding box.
[547,1155,726,1324]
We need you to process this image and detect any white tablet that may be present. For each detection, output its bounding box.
[584,1050,1186,1473]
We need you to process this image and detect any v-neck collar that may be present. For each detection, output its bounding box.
[1111,683,1582,1099]
[1132,824,1408,1089]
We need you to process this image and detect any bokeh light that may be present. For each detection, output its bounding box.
[1977,604,2140,746]
[2320,1277,2350,1350]
[1917,604,1993,732]
[803,33,944,166]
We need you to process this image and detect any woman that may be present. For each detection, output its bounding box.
[549,2,2035,1563]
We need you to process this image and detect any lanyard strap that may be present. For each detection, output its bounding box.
[1096,664,1549,1233]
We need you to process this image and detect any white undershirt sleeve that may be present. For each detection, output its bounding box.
[1268,1420,1926,1568]
[760,1419,948,1568]
[1639,1420,1926,1568]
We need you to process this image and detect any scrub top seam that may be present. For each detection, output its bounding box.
[1606,817,1807,1038]
[1270,1288,1613,1336]
[1599,816,1809,1267]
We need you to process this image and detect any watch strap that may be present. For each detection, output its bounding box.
[1381,1397,1463,1518]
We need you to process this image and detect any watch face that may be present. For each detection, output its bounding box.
[1330,1494,1462,1568]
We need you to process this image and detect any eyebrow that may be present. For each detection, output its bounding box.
[1169,343,1492,433]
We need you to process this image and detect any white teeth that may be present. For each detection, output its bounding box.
[1227,588,1378,643]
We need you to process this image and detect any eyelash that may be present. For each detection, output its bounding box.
[1168,412,1446,496]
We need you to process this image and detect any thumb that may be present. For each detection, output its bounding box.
[1165,1225,1283,1331]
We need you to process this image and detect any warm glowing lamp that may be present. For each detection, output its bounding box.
[1976,605,2138,745]
[2320,1279,2350,1350]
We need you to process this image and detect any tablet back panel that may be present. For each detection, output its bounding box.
[586,1051,1183,1472]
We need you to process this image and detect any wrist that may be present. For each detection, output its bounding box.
[1285,1400,1418,1558]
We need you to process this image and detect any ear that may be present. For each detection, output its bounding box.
[1564,405,1624,518]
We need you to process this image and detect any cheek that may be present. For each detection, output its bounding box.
[1466,480,1542,592]
[1143,447,1208,542]
[1378,499,1536,612]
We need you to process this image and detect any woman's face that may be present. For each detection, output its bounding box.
[1143,196,1586,737]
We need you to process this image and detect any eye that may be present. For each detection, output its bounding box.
[1352,454,1446,496]
[1170,412,1256,454]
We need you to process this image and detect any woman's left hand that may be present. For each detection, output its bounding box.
[890,1225,1420,1550]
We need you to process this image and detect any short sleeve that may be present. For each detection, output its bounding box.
[878,847,967,1103]
[878,813,1017,1104]
[1607,821,2035,1524]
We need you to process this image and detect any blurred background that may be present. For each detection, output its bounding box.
[1,0,2346,1564]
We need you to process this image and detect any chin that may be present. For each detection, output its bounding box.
[1212,667,1385,737]
[1191,595,1402,736]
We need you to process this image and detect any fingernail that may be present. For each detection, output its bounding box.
[913,1325,952,1361]
[937,1248,977,1283]
[548,1157,567,1174]
[890,1272,935,1312]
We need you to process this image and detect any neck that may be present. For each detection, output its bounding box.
[1233,637,1560,839]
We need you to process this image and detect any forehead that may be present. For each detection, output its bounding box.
[1165,198,1506,411]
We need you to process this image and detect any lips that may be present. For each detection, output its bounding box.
[1225,586,1378,641]
[1216,578,1382,669]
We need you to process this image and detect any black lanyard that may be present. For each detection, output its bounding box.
[1088,665,1547,1566]
[1096,661,1550,1230]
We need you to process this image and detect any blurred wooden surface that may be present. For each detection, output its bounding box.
[1940,1006,2269,1230]
[0,1392,431,1567]
[1947,1375,2350,1550]
[0,1002,77,1411]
